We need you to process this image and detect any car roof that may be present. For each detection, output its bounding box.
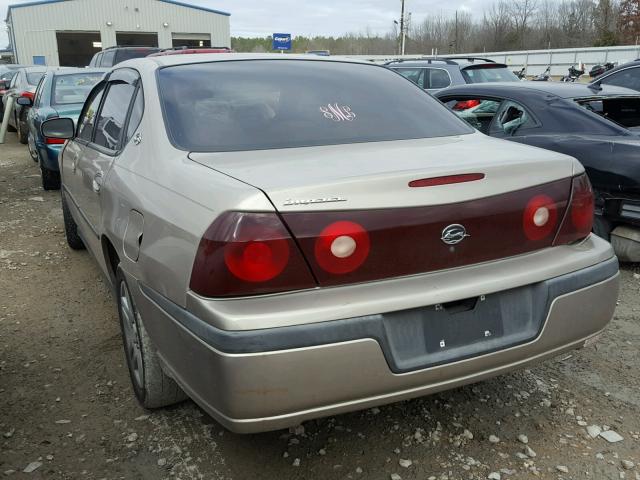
[591,59,640,82]
[124,53,375,68]
[437,81,639,99]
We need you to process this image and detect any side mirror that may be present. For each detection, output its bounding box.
[41,117,75,140]
[16,96,32,106]
[0,80,9,90]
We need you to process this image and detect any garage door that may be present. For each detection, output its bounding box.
[116,32,158,47]
[56,31,102,67]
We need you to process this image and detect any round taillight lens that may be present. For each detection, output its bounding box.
[315,221,370,274]
[224,239,290,282]
[523,195,558,241]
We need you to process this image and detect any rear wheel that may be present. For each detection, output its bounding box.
[41,165,61,190]
[61,193,85,250]
[116,267,187,409]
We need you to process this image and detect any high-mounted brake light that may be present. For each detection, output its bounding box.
[554,173,594,245]
[409,173,485,188]
[189,212,316,297]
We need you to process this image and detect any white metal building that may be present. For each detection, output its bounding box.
[5,0,231,67]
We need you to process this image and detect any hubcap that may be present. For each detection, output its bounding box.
[119,281,144,389]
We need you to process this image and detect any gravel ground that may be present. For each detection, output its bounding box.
[1,134,639,480]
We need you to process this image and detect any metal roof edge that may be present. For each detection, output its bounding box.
[5,0,230,23]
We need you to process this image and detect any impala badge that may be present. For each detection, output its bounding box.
[283,197,347,206]
[441,224,470,245]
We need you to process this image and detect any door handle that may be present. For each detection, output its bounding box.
[92,171,103,193]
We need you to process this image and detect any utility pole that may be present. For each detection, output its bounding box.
[454,10,459,54]
[399,0,406,55]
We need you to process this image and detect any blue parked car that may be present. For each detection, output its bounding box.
[24,68,106,190]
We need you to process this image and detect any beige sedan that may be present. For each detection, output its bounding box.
[41,54,619,433]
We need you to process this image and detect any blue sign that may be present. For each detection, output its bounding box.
[272,33,292,51]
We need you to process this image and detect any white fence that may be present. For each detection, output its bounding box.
[347,45,640,76]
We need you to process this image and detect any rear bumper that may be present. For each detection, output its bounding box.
[132,248,619,433]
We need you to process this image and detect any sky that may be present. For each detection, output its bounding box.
[0,0,488,48]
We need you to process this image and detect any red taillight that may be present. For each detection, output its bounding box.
[453,99,480,111]
[45,137,65,145]
[20,91,34,101]
[522,194,559,241]
[189,212,316,297]
[314,221,370,274]
[554,173,594,245]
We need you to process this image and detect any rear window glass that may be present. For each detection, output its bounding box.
[27,72,45,85]
[53,72,104,105]
[158,60,473,152]
[461,67,519,84]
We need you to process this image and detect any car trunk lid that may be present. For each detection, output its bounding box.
[189,134,580,288]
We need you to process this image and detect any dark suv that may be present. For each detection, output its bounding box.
[88,46,161,68]
[386,57,520,92]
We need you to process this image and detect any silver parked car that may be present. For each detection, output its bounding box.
[43,54,619,433]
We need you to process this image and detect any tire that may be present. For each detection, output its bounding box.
[28,133,39,162]
[593,215,612,241]
[116,267,187,409]
[17,112,28,144]
[61,193,85,250]
[41,165,61,190]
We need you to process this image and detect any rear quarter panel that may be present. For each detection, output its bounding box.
[99,61,274,307]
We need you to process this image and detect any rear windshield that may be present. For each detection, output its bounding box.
[577,97,640,131]
[461,66,519,84]
[53,72,104,105]
[115,48,158,64]
[27,71,45,85]
[158,60,473,152]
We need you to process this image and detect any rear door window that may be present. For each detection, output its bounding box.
[491,100,538,136]
[426,69,451,89]
[93,80,137,151]
[158,60,473,152]
[77,85,106,142]
[393,68,425,88]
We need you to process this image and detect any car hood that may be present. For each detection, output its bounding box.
[189,132,581,211]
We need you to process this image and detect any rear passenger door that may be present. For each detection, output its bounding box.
[79,69,139,234]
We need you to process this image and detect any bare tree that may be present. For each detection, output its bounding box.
[618,0,640,44]
[509,0,539,48]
